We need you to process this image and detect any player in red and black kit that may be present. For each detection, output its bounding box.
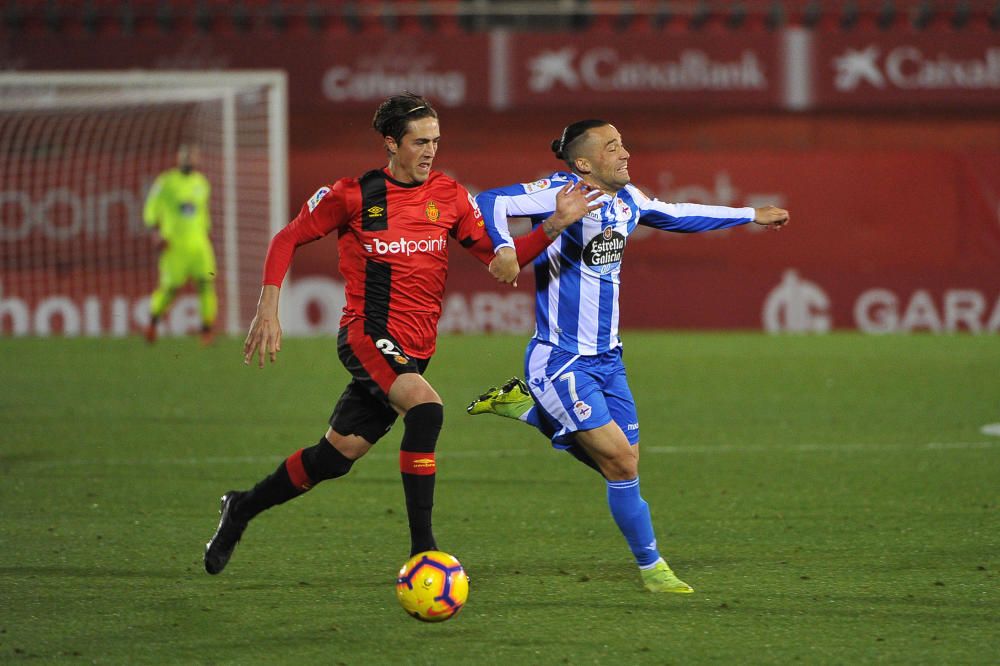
[204,93,601,574]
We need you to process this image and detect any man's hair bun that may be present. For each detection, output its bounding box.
[551,138,565,160]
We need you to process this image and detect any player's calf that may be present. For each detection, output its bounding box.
[203,438,356,574]
[400,402,443,556]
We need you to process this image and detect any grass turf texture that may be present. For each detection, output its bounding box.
[1,333,998,664]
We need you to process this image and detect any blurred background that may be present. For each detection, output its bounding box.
[1,0,998,338]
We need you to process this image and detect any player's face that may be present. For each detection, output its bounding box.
[387,117,440,184]
[178,145,199,173]
[579,125,630,193]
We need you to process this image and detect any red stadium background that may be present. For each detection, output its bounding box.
[2,2,998,335]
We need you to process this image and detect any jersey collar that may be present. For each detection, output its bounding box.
[382,167,428,189]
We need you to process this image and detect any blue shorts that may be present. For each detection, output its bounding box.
[523,339,640,448]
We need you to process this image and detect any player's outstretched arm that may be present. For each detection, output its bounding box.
[488,182,602,286]
[243,284,282,369]
[753,206,790,228]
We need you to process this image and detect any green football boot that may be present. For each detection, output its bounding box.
[641,559,694,594]
[466,377,534,419]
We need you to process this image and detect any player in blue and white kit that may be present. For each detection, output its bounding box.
[468,119,789,593]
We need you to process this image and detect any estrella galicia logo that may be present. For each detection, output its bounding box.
[583,226,625,274]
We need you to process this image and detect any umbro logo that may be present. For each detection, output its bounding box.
[367,205,385,217]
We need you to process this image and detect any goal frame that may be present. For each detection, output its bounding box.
[0,70,288,335]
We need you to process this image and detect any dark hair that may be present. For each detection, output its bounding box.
[551,119,609,169]
[372,92,438,145]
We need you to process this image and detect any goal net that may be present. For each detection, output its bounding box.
[0,70,287,337]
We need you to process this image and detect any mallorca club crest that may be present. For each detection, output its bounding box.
[425,200,440,222]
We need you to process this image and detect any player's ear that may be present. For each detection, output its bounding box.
[384,136,398,156]
[574,156,591,174]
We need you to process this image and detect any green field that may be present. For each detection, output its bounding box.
[2,333,998,664]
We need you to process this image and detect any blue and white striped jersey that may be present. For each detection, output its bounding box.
[477,171,755,355]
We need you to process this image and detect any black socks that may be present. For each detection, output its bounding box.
[399,403,444,555]
[236,437,354,520]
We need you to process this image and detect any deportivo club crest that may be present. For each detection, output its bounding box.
[425,201,440,222]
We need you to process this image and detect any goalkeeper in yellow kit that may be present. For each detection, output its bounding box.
[143,144,217,344]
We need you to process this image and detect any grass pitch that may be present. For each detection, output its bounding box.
[1,332,998,664]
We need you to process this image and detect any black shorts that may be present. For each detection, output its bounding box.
[329,320,430,444]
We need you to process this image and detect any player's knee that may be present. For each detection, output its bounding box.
[405,402,443,431]
[601,451,638,481]
[324,427,373,459]
[389,374,441,409]
[300,436,355,482]
[152,288,178,310]
[401,402,444,452]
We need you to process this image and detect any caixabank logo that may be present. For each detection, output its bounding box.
[833,44,1000,91]
[527,46,767,93]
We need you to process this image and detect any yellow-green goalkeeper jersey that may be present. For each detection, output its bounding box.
[143,168,212,248]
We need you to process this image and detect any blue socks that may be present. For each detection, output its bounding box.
[522,408,662,566]
[607,477,661,568]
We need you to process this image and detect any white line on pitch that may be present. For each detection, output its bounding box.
[18,440,998,468]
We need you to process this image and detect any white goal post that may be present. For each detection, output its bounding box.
[0,70,288,337]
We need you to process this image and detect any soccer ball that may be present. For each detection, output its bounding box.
[395,550,469,622]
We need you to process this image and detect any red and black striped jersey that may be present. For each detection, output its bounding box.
[263,168,488,358]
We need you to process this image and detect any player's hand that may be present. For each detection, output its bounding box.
[547,182,604,235]
[489,246,521,287]
[243,312,282,368]
[244,286,282,368]
[152,230,167,252]
[753,206,790,229]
